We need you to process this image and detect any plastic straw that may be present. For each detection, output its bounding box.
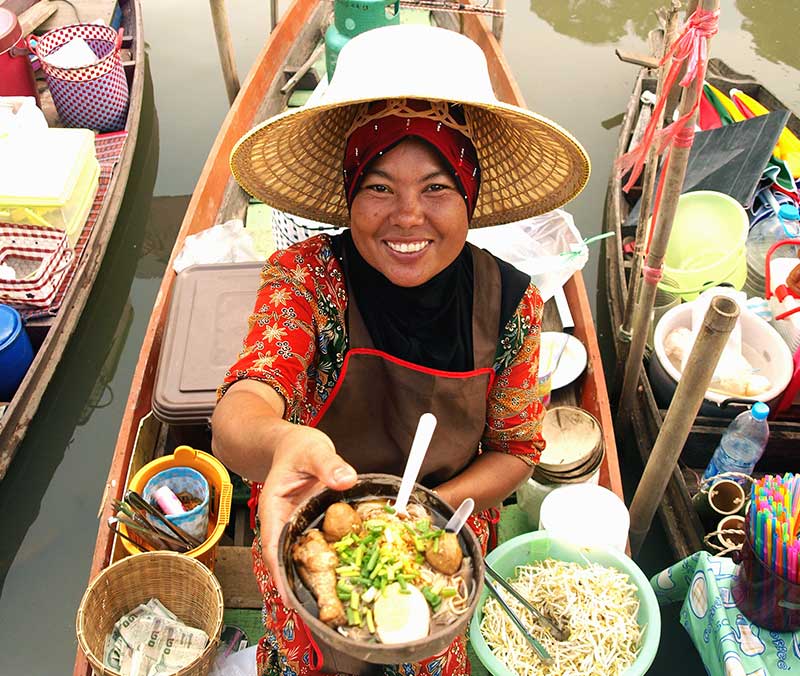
[748,474,800,584]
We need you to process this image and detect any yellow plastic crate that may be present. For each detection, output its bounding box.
[0,128,100,246]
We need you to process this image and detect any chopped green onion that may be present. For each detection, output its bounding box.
[433,538,439,554]
[440,587,457,598]
[346,608,361,626]
[366,545,380,572]
[350,590,360,610]
[362,586,378,603]
[337,590,352,601]
[383,505,396,514]
[365,608,376,634]
[398,575,408,591]
[354,544,365,568]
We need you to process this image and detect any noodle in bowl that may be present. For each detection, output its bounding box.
[470,531,661,676]
[277,474,485,672]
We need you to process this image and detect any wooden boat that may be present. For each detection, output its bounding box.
[603,51,800,559]
[0,0,145,480]
[74,1,622,672]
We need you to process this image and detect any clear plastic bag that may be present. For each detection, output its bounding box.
[466,209,588,301]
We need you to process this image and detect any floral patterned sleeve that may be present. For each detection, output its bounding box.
[484,283,546,466]
[217,247,320,415]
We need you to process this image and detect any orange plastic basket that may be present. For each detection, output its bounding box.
[120,445,232,569]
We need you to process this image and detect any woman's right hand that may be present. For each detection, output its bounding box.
[258,425,357,605]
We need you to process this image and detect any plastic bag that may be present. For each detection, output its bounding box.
[466,209,587,301]
[173,219,259,273]
[208,644,257,676]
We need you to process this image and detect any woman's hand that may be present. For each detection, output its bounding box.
[258,425,357,605]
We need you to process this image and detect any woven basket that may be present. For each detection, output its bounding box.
[76,551,224,676]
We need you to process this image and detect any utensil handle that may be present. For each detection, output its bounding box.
[485,563,568,641]
[395,413,437,514]
[484,579,552,664]
[126,490,203,548]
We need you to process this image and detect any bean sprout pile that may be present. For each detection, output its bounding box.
[479,559,643,676]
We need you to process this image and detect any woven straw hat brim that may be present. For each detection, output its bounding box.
[230,95,590,229]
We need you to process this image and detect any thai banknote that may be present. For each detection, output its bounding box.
[103,597,209,675]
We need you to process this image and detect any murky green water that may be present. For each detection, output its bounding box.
[0,1,797,673]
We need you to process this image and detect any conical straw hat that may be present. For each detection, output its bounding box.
[231,24,590,229]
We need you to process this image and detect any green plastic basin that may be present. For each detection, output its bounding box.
[469,531,661,676]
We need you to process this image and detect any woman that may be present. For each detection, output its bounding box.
[212,24,589,676]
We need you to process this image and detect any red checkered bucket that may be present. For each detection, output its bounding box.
[0,224,74,308]
[27,24,128,132]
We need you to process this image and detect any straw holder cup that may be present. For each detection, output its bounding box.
[277,473,485,675]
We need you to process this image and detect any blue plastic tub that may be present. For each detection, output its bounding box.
[0,305,33,401]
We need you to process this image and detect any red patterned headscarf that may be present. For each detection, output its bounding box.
[343,109,481,218]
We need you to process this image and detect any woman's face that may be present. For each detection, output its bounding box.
[349,138,469,288]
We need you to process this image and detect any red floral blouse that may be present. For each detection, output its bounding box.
[220,234,545,465]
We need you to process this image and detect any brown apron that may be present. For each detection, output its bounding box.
[310,244,501,486]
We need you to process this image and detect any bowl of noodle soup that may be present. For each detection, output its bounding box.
[277,473,484,674]
[469,530,660,676]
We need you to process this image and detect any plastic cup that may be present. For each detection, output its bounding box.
[732,532,800,632]
[536,369,554,407]
[143,466,210,542]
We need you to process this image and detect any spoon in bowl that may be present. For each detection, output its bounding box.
[445,497,474,534]
[394,413,437,515]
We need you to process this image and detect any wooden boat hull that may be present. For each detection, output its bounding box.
[75,2,621,672]
[603,55,800,559]
[0,0,146,481]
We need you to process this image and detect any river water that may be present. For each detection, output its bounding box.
[0,1,798,673]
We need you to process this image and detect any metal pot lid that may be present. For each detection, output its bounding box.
[0,8,22,55]
[538,406,603,472]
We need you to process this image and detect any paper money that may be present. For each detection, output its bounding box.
[103,598,209,675]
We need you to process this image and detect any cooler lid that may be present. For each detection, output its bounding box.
[153,261,263,424]
[0,304,22,350]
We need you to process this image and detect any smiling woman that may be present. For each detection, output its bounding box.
[210,23,589,676]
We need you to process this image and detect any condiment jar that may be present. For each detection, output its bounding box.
[0,8,38,101]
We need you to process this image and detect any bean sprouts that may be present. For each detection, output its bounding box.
[479,560,643,676]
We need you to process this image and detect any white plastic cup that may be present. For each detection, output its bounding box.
[538,484,630,552]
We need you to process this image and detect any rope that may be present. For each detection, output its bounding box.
[616,8,720,193]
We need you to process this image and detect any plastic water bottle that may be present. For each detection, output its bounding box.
[702,402,770,483]
[745,204,800,295]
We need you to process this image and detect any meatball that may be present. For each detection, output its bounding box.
[322,502,362,541]
[425,532,463,575]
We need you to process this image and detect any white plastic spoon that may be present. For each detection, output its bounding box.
[444,497,474,534]
[394,413,437,515]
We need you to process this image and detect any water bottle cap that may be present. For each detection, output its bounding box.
[778,204,800,221]
[751,401,770,420]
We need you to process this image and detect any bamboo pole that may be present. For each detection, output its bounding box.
[492,0,505,43]
[209,0,240,105]
[628,295,740,555]
[616,0,720,431]
[618,2,681,353]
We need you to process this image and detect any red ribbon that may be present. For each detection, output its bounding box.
[617,8,720,193]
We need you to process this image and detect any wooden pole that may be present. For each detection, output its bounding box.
[618,2,681,353]
[616,0,720,430]
[492,0,505,43]
[628,295,739,555]
[209,0,240,105]
[270,0,279,32]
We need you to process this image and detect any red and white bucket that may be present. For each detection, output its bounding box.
[27,23,128,132]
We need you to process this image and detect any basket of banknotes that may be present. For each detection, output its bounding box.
[76,551,224,676]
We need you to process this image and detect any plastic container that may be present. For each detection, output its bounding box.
[650,302,794,416]
[732,532,800,632]
[654,191,749,300]
[469,531,661,676]
[538,484,630,552]
[702,403,770,483]
[0,9,37,100]
[0,303,32,400]
[745,204,800,296]
[0,128,99,246]
[121,445,233,570]
[143,466,210,542]
[153,262,262,425]
[325,1,400,79]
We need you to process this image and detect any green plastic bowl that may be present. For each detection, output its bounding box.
[469,531,661,676]
[655,190,748,300]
